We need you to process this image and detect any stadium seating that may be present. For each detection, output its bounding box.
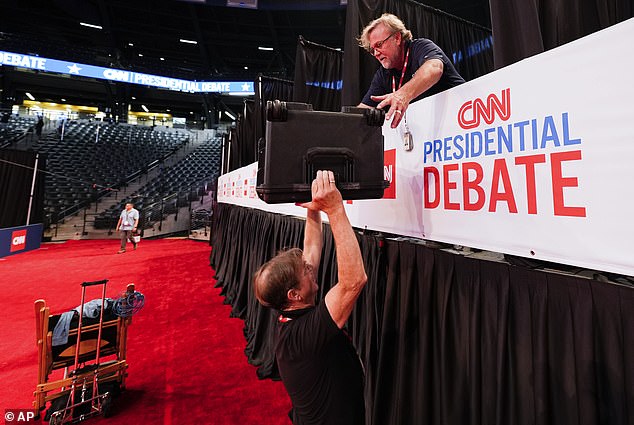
[93,136,222,230]
[33,121,189,225]
[0,115,37,148]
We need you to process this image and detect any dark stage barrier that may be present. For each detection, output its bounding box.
[211,202,633,425]
[226,75,294,172]
[490,0,632,69]
[293,36,344,112]
[0,223,43,258]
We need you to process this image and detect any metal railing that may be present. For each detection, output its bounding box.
[87,176,217,237]
[138,177,217,234]
[45,130,194,228]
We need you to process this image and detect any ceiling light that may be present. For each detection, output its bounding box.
[128,43,134,47]
[244,66,248,70]
[160,57,165,61]
[138,53,143,57]
[80,22,103,30]
[225,111,236,120]
[141,105,149,112]
[131,96,136,100]
[179,38,198,45]
[258,46,273,51]
[25,92,35,101]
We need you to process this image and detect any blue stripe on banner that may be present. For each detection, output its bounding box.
[0,51,254,94]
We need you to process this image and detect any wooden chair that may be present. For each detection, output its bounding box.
[33,283,136,416]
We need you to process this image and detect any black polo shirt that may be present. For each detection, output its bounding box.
[361,38,465,107]
[275,301,365,425]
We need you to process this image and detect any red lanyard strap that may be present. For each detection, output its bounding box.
[278,314,293,323]
[392,46,410,92]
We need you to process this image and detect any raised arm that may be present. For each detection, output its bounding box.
[303,208,323,269]
[302,170,367,328]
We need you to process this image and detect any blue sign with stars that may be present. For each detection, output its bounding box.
[0,50,254,94]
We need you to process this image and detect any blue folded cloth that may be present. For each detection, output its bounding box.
[52,298,113,347]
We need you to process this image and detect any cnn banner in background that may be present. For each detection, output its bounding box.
[351,18,634,276]
[219,19,634,276]
[0,224,43,258]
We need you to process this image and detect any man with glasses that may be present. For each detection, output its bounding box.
[358,13,465,128]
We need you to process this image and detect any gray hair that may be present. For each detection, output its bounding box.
[358,13,413,52]
[253,248,303,311]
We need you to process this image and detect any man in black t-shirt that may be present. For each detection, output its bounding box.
[253,170,367,425]
[358,13,465,128]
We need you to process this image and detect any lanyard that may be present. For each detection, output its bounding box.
[391,46,410,92]
[278,314,293,323]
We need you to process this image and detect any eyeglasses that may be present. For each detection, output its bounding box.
[369,32,397,55]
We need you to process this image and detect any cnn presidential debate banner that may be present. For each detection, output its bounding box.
[0,51,254,94]
[218,18,634,276]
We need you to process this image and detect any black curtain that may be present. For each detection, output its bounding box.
[228,76,293,171]
[229,99,257,171]
[254,75,294,163]
[489,0,633,69]
[226,127,241,172]
[293,36,344,112]
[211,202,633,425]
[342,0,494,107]
[219,133,230,175]
[0,149,46,228]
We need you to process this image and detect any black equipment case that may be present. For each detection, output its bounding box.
[256,101,389,204]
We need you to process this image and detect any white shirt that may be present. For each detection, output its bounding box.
[119,208,139,230]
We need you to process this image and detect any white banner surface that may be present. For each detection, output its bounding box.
[219,19,634,276]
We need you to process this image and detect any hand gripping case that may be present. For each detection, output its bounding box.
[256,101,389,204]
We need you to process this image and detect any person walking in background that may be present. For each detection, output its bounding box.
[35,116,44,139]
[253,170,367,425]
[357,13,465,128]
[115,202,139,254]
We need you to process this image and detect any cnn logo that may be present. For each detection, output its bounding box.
[458,88,511,129]
[10,230,27,252]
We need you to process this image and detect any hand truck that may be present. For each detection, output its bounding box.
[48,279,114,424]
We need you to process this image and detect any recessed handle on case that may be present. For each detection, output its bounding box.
[305,147,355,161]
[304,147,355,183]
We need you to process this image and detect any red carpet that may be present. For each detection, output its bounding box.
[0,238,291,424]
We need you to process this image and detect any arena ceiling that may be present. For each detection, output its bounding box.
[0,0,490,120]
